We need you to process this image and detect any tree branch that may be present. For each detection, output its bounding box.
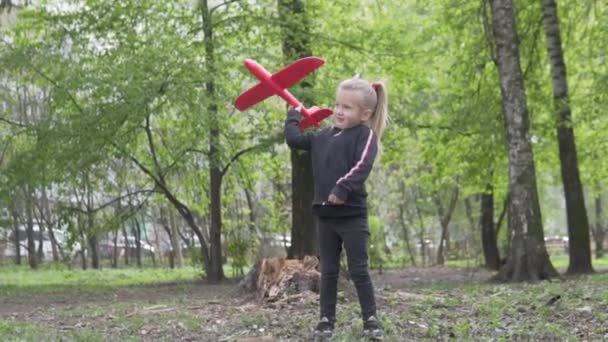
[144,115,165,183]
[63,189,156,217]
[210,0,245,15]
[0,116,27,128]
[220,131,283,177]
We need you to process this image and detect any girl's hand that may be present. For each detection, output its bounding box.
[327,194,345,205]
[289,105,303,113]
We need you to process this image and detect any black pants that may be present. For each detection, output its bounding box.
[317,215,377,321]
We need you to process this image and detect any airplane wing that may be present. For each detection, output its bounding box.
[272,57,325,89]
[234,57,325,111]
[234,82,274,111]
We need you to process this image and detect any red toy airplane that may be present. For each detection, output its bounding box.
[234,57,333,130]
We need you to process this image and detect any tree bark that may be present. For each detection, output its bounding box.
[24,186,37,269]
[9,198,21,265]
[86,183,100,269]
[490,0,558,281]
[278,0,317,259]
[398,192,416,266]
[141,221,156,267]
[35,194,45,261]
[434,186,459,265]
[593,190,604,259]
[480,184,500,270]
[413,187,428,266]
[77,213,88,270]
[199,0,224,282]
[167,206,183,268]
[112,230,119,268]
[87,216,99,269]
[541,0,593,274]
[159,210,175,268]
[40,187,60,262]
[243,186,257,235]
[122,224,129,266]
[133,217,142,267]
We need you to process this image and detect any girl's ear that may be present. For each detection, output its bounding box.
[362,109,373,121]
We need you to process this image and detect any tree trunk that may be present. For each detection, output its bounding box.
[159,214,175,268]
[35,192,45,261]
[201,0,224,283]
[141,222,156,267]
[86,187,100,269]
[9,199,21,265]
[434,186,459,265]
[287,150,316,259]
[87,219,100,269]
[122,224,129,266]
[398,191,416,266]
[464,195,481,261]
[480,184,500,270]
[78,214,88,270]
[167,206,183,268]
[243,187,257,235]
[413,188,428,266]
[133,217,142,268]
[25,187,37,269]
[41,187,60,262]
[490,0,558,281]
[541,0,593,274]
[593,191,604,259]
[112,230,119,268]
[279,0,317,259]
[239,256,320,302]
[47,227,63,262]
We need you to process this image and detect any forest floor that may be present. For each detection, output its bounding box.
[1,263,607,341]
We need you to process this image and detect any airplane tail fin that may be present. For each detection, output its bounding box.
[298,107,333,131]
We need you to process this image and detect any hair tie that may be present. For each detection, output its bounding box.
[371,82,379,92]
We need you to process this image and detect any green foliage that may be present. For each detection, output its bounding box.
[185,245,202,267]
[0,263,201,290]
[368,215,385,270]
[225,224,252,277]
[1,0,607,272]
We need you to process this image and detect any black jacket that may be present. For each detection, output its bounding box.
[284,109,378,218]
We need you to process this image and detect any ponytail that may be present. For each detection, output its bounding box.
[369,81,388,142]
[338,78,389,142]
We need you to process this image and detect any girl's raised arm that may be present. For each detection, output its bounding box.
[284,108,315,151]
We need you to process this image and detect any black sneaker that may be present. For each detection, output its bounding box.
[363,315,383,340]
[313,316,334,339]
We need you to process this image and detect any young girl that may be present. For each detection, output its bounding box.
[284,77,388,340]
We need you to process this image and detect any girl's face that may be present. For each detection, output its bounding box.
[333,89,372,129]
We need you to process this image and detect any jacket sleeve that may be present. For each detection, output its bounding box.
[284,108,314,151]
[330,128,378,201]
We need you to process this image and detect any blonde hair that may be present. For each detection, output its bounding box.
[338,77,389,141]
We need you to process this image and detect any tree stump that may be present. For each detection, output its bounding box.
[239,255,321,302]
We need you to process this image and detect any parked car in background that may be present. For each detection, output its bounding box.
[99,236,155,259]
[2,227,56,260]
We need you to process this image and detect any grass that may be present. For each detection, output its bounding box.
[550,254,608,269]
[0,263,247,299]
[1,263,201,286]
[1,265,608,340]
[324,272,608,340]
[0,321,105,342]
[444,254,608,270]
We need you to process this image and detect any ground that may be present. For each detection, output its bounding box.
[1,264,608,341]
